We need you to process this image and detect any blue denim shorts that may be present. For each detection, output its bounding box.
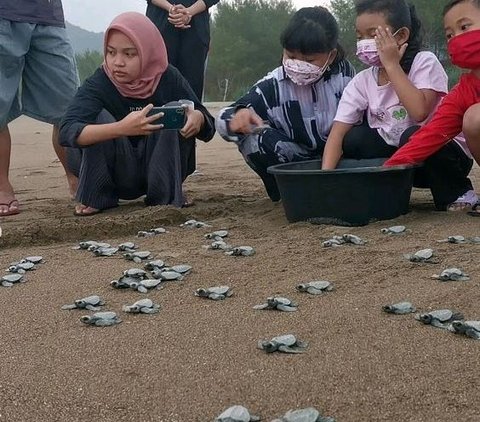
[0,19,79,127]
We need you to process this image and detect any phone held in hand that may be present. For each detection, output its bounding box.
[147,105,186,130]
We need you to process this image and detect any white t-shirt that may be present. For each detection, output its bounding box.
[334,51,448,147]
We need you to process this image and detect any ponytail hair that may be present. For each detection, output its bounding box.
[355,0,424,73]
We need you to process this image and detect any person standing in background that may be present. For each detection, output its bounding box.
[0,0,79,216]
[146,0,219,188]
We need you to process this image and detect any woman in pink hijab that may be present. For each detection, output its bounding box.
[59,12,215,216]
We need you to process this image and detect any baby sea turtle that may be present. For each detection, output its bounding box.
[416,309,464,329]
[225,246,255,256]
[257,334,308,354]
[181,219,211,228]
[405,248,435,263]
[8,261,35,274]
[272,407,335,422]
[381,225,406,235]
[450,320,480,340]
[437,235,466,244]
[78,240,98,250]
[110,276,139,289]
[80,311,122,327]
[1,273,24,287]
[21,256,44,264]
[123,268,148,279]
[61,295,105,311]
[342,234,366,245]
[195,286,233,300]
[122,298,160,314]
[215,405,260,422]
[164,264,192,274]
[124,250,152,263]
[322,238,344,248]
[118,242,137,252]
[468,236,480,244]
[205,230,229,240]
[431,268,470,282]
[151,270,184,281]
[382,301,416,314]
[296,281,333,295]
[253,297,298,312]
[137,227,167,237]
[207,240,232,251]
[93,247,118,257]
[130,278,164,293]
[87,242,111,252]
[144,260,165,271]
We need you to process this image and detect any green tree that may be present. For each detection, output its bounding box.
[75,50,103,83]
[205,0,295,101]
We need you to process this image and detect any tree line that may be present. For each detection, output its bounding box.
[75,0,461,102]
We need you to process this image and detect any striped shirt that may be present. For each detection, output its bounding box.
[216,59,355,150]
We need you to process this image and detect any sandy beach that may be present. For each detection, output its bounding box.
[1,106,480,422]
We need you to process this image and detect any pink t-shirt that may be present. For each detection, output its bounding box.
[334,51,448,147]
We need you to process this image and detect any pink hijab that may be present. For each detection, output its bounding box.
[103,12,168,99]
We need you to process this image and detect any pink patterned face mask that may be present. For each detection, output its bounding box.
[356,39,382,67]
[283,54,330,85]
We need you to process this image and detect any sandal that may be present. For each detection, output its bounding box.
[0,199,20,216]
[448,190,478,212]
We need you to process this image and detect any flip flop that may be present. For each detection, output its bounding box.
[468,202,480,217]
[73,206,103,217]
[0,199,20,216]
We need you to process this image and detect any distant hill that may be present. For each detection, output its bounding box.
[66,21,103,54]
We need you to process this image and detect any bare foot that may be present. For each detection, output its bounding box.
[0,184,20,215]
[74,204,101,216]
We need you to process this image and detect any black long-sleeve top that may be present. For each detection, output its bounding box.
[60,65,215,148]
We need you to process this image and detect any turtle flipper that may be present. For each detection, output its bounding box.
[278,345,305,354]
[85,305,100,311]
[61,304,77,310]
[137,285,148,294]
[277,304,297,312]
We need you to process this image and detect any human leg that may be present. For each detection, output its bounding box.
[462,104,480,215]
[342,121,397,159]
[0,127,19,215]
[23,24,79,196]
[237,128,323,201]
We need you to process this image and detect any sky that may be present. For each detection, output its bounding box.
[63,0,329,32]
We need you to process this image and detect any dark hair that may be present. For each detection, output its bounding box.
[443,0,480,16]
[355,0,423,73]
[280,6,345,64]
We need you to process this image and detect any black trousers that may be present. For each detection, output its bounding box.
[343,122,474,210]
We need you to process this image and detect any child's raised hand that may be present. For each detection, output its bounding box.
[375,26,408,69]
[179,108,204,138]
[119,104,163,136]
[229,108,264,134]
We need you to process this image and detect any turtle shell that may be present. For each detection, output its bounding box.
[381,225,406,234]
[169,264,192,274]
[75,295,103,307]
[215,405,254,422]
[123,268,147,278]
[22,256,43,264]
[278,407,321,422]
[2,273,24,283]
[144,260,165,271]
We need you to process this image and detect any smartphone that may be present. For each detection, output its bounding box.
[147,105,186,130]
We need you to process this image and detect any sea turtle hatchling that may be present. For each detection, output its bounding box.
[87,242,111,252]
[382,301,416,314]
[118,242,137,252]
[405,248,435,263]
[416,309,464,329]
[110,276,139,289]
[124,250,152,263]
[151,270,184,281]
[438,235,466,244]
[205,230,229,240]
[450,320,480,340]
[123,268,148,279]
[144,260,165,271]
[253,297,298,312]
[225,246,255,256]
[342,234,366,245]
[122,298,160,314]
[130,278,164,293]
[80,311,122,327]
[8,261,35,274]
[468,236,480,244]
[21,256,44,264]
[322,238,344,248]
[1,273,24,287]
[61,295,105,311]
[272,407,335,422]
[381,225,406,235]
[93,247,118,257]
[296,281,333,295]
[164,264,192,274]
[195,286,233,300]
[180,219,211,228]
[257,334,308,354]
[78,241,100,250]
[431,268,470,282]
[215,405,260,422]
[206,240,232,251]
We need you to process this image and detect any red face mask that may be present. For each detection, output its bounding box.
[447,29,480,69]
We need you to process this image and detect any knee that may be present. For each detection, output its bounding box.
[463,104,480,139]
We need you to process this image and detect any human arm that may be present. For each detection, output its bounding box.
[168,0,217,28]
[384,85,466,166]
[376,27,441,122]
[321,122,354,169]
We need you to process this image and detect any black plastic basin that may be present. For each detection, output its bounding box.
[267,158,418,226]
